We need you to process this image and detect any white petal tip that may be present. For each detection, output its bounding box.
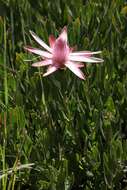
[43,73,50,77]
[24,46,28,50]
[29,30,34,35]
[32,64,38,67]
[95,58,104,63]
[93,51,102,54]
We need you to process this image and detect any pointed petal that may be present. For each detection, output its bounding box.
[58,26,67,42]
[52,26,69,63]
[69,55,104,63]
[29,30,52,53]
[90,57,104,62]
[88,57,104,62]
[43,66,58,77]
[75,63,85,68]
[70,51,102,56]
[49,35,56,48]
[32,59,52,67]
[65,61,85,80]
[24,46,52,58]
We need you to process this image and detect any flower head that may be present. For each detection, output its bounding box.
[24,27,103,80]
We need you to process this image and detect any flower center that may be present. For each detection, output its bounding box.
[52,39,69,66]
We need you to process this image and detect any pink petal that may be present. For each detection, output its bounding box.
[24,46,52,58]
[58,26,67,43]
[75,63,85,68]
[29,30,52,53]
[43,66,58,77]
[49,35,56,48]
[65,61,85,80]
[70,51,102,57]
[32,59,52,67]
[69,55,103,63]
[52,26,69,64]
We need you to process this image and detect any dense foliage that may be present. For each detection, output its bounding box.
[0,0,127,189]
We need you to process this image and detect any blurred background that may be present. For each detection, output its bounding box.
[0,0,127,189]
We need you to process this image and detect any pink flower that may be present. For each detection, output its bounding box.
[24,27,103,80]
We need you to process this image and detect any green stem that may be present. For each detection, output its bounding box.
[2,16,8,190]
[4,17,8,106]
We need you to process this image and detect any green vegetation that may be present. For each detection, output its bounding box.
[0,0,127,189]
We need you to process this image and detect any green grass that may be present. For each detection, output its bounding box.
[0,0,127,189]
